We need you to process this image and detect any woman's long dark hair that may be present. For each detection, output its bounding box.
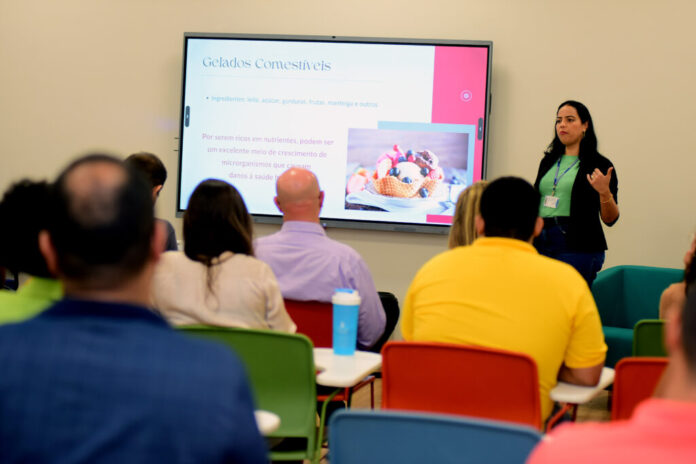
[183,179,254,265]
[545,100,599,161]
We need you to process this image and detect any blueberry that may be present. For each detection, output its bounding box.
[398,156,407,163]
[389,167,400,176]
[402,177,412,184]
[420,167,430,176]
[406,149,414,156]
[419,187,429,198]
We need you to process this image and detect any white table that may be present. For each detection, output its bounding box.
[546,367,615,428]
[254,409,281,435]
[550,367,615,403]
[313,347,382,388]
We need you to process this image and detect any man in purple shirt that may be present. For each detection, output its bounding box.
[255,167,386,350]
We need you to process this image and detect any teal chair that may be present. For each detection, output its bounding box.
[329,410,542,464]
[633,319,667,357]
[180,326,321,463]
[592,265,682,367]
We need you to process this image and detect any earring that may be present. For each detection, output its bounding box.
[582,130,586,138]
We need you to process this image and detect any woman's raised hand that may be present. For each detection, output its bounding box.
[587,167,613,195]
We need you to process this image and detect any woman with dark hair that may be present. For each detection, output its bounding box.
[151,179,295,332]
[533,101,619,286]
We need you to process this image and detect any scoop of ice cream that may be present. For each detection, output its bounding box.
[346,172,369,193]
[414,150,439,170]
[392,161,424,184]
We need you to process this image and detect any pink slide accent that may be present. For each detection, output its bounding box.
[426,214,454,225]
[432,47,489,181]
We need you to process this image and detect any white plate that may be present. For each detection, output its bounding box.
[346,181,447,211]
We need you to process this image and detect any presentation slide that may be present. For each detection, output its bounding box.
[179,37,490,229]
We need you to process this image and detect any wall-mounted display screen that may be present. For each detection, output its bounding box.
[178,33,492,233]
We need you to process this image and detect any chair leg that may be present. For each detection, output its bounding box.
[545,403,574,432]
[370,382,375,409]
[316,389,341,464]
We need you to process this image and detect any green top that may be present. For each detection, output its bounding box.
[0,277,62,325]
[538,155,580,217]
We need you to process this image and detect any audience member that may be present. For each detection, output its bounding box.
[0,155,266,463]
[152,179,294,332]
[448,180,488,248]
[528,283,696,463]
[659,235,696,320]
[402,176,606,422]
[125,151,178,251]
[255,167,386,349]
[0,180,61,324]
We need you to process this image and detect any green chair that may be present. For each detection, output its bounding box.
[633,319,667,357]
[180,326,320,462]
[592,265,682,367]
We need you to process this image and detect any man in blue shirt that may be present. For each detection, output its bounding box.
[0,154,266,463]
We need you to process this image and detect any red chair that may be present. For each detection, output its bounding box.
[381,341,542,429]
[284,299,333,347]
[611,357,668,420]
[284,299,375,408]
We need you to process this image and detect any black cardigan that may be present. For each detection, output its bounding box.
[534,152,619,252]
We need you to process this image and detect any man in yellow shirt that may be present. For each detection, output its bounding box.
[402,176,606,421]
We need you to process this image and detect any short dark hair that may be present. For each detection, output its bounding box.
[479,176,540,241]
[49,154,155,288]
[125,152,167,188]
[184,179,253,264]
[0,180,52,277]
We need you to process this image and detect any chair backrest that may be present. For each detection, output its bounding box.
[284,299,333,348]
[381,342,542,429]
[633,319,667,357]
[592,265,682,328]
[611,357,668,420]
[329,410,542,464]
[180,326,317,459]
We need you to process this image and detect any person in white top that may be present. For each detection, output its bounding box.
[151,179,295,332]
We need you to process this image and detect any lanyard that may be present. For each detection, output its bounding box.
[552,156,579,195]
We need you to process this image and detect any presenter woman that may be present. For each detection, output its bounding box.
[533,100,619,287]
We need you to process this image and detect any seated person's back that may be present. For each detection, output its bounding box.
[0,180,61,324]
[402,177,606,420]
[0,155,266,463]
[152,179,294,332]
[255,167,385,349]
[528,280,696,463]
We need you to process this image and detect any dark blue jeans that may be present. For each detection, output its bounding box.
[534,222,605,288]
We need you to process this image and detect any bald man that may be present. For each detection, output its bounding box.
[0,154,266,463]
[255,167,386,349]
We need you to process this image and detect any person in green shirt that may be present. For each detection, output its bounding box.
[0,180,62,324]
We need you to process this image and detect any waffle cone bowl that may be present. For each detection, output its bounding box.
[373,176,422,198]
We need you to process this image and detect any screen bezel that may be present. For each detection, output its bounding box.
[177,32,493,235]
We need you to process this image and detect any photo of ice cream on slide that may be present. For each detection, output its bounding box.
[345,128,469,213]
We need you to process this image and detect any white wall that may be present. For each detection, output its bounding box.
[2,0,695,305]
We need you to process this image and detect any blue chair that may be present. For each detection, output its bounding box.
[592,265,682,367]
[329,410,542,464]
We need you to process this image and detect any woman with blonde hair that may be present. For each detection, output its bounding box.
[448,180,489,248]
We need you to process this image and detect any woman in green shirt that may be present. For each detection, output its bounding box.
[533,101,620,287]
